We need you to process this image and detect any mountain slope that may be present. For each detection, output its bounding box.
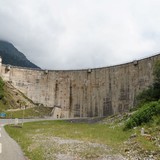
[0,40,40,69]
[0,77,52,118]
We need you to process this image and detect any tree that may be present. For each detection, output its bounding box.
[136,60,160,106]
[153,60,160,82]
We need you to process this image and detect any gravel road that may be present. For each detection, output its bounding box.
[0,125,26,160]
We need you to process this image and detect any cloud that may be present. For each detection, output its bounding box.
[0,0,160,69]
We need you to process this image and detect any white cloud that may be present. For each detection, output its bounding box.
[0,0,160,69]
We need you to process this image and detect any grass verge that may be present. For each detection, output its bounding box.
[5,107,53,118]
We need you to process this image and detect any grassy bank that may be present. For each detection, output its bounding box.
[5,106,53,118]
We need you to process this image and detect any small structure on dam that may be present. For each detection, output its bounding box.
[0,54,160,118]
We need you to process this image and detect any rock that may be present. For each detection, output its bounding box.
[149,154,153,158]
[130,133,137,138]
[141,128,145,135]
[124,148,130,152]
[143,134,152,141]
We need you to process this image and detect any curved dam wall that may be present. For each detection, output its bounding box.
[0,54,160,118]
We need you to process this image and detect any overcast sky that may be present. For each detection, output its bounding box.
[0,0,160,69]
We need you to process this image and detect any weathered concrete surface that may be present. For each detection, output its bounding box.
[0,54,160,118]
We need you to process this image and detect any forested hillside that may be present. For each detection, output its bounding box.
[0,40,40,69]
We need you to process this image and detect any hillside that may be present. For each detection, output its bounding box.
[0,40,40,69]
[0,78,52,118]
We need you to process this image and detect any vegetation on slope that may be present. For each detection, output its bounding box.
[0,77,8,112]
[124,101,160,129]
[0,77,52,118]
[0,77,4,99]
[124,60,160,130]
[136,60,160,105]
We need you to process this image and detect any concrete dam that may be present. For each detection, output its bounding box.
[0,54,160,118]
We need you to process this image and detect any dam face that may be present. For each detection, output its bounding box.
[0,54,160,118]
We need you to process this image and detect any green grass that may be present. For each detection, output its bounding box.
[5,120,132,146]
[125,115,160,153]
[5,120,133,160]
[0,100,8,112]
[5,107,53,118]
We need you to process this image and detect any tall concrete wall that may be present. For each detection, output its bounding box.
[1,54,160,118]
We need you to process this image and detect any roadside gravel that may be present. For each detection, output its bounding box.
[28,134,127,160]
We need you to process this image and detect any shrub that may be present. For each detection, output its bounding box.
[0,77,4,99]
[136,60,160,106]
[124,101,160,130]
